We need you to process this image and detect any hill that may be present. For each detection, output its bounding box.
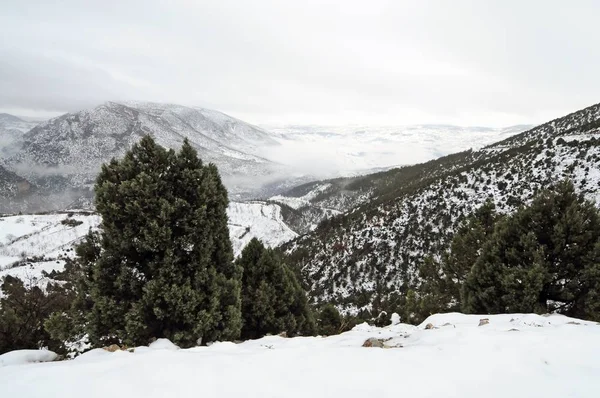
[283,103,600,315]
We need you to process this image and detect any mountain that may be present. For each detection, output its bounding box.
[283,103,600,314]
[0,114,39,159]
[0,102,291,212]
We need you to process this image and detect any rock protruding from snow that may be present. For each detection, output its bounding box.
[362,338,385,348]
[0,349,58,367]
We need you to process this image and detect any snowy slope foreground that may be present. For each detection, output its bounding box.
[1,313,598,397]
[0,201,297,290]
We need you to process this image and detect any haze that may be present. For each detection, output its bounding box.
[1,0,599,127]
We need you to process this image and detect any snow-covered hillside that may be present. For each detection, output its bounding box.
[227,201,297,255]
[1,312,598,397]
[0,201,297,291]
[285,103,600,313]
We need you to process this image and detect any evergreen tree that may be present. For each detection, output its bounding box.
[237,238,315,339]
[78,136,241,347]
[462,181,600,320]
[317,304,342,336]
[0,275,72,354]
[413,201,499,319]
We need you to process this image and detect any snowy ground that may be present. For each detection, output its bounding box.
[0,312,598,397]
[0,202,297,290]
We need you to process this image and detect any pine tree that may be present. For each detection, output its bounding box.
[413,201,499,319]
[78,136,241,347]
[237,238,315,339]
[462,181,600,320]
[317,304,342,336]
[0,276,72,354]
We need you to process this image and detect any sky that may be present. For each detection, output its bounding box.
[0,0,599,127]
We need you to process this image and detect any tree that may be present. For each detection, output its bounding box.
[462,181,600,321]
[413,201,499,319]
[0,275,72,355]
[317,304,342,336]
[237,238,315,339]
[77,136,241,347]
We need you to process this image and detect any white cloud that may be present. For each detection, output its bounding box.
[0,0,598,126]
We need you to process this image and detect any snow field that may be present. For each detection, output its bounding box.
[0,313,598,397]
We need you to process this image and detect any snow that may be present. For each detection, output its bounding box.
[0,350,58,367]
[148,339,180,351]
[227,201,297,255]
[0,313,598,397]
[0,201,297,291]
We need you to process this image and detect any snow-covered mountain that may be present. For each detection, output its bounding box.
[0,102,531,214]
[0,102,291,212]
[283,102,600,314]
[0,114,39,159]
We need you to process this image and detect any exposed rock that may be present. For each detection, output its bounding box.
[478,318,490,326]
[278,331,288,338]
[508,328,519,332]
[102,344,122,352]
[362,338,385,348]
[567,321,581,325]
[425,323,435,330]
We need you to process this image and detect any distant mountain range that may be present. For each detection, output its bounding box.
[0,102,530,214]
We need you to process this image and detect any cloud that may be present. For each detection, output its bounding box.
[1,0,599,126]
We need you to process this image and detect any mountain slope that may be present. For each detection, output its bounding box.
[1,102,288,212]
[284,102,600,314]
[0,114,39,159]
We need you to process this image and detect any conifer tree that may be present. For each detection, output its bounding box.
[237,238,315,339]
[317,304,342,336]
[79,136,241,347]
[462,181,600,320]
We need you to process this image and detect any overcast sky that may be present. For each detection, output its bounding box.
[1,0,599,126]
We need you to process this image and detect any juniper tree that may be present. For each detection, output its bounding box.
[78,136,242,347]
[413,201,499,320]
[237,238,315,339]
[462,181,600,320]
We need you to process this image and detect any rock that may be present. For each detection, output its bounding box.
[278,331,288,338]
[508,328,519,332]
[478,318,490,326]
[102,344,122,352]
[567,321,581,325]
[442,322,454,327]
[362,338,385,348]
[425,323,435,330]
